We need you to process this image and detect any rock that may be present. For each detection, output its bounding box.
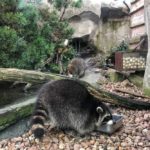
[135,118,140,123]
[81,142,88,148]
[144,114,149,120]
[121,142,127,147]
[142,129,148,135]
[107,147,116,150]
[90,140,95,145]
[74,144,80,150]
[11,137,23,143]
[138,142,144,146]
[52,137,59,143]
[64,136,70,143]
[80,148,85,150]
[28,146,37,150]
[147,134,150,141]
[98,138,105,144]
[59,142,65,149]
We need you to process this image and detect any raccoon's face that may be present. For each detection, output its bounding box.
[95,106,112,129]
[67,64,75,77]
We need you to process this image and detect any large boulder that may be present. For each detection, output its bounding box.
[64,0,101,38]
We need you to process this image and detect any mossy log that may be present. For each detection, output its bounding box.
[0,68,150,110]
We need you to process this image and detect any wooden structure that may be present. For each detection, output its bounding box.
[130,0,147,50]
[115,0,148,72]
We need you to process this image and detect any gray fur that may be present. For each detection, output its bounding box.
[67,58,86,78]
[31,79,112,138]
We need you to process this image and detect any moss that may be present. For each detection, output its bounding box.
[129,75,143,88]
[0,104,34,131]
[109,20,121,31]
[107,69,124,82]
[143,88,150,97]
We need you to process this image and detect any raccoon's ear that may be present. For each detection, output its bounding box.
[96,107,103,113]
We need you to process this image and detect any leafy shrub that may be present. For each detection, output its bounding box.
[0,0,82,72]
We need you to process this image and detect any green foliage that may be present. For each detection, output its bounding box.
[71,0,82,8]
[51,0,82,10]
[0,0,18,13]
[0,26,26,67]
[111,41,129,52]
[0,0,79,72]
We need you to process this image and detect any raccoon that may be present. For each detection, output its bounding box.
[67,58,86,78]
[31,79,112,139]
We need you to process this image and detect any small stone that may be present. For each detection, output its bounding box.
[107,147,116,150]
[144,114,149,120]
[52,137,59,143]
[64,136,69,142]
[59,133,65,138]
[90,140,95,145]
[147,134,150,141]
[143,148,150,150]
[0,140,8,147]
[138,142,143,146]
[53,144,58,150]
[121,142,127,147]
[99,138,105,144]
[80,148,85,150]
[74,144,80,150]
[142,129,148,135]
[11,137,23,142]
[24,141,30,147]
[59,142,65,149]
[107,139,113,144]
[82,141,90,148]
[28,146,37,150]
[135,118,140,123]
[98,146,103,150]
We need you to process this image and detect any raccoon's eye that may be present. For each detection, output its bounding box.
[103,115,112,122]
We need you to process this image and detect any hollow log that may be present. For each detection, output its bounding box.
[0,68,150,110]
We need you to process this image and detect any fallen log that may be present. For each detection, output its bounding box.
[0,68,150,110]
[114,88,150,99]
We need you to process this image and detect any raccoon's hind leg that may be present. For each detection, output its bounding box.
[31,100,48,139]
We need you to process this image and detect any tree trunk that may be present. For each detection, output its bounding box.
[0,68,150,110]
[143,0,150,96]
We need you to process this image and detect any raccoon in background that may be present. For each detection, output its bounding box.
[31,79,112,139]
[67,58,86,78]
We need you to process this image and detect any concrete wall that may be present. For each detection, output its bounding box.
[93,18,130,56]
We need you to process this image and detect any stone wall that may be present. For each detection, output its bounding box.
[92,18,130,56]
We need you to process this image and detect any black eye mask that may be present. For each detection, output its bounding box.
[102,115,112,124]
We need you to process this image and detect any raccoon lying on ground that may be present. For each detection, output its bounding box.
[31,79,112,139]
[67,58,86,78]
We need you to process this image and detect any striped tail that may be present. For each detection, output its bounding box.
[31,100,48,139]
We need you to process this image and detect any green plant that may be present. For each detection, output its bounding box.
[0,0,81,72]
[111,41,129,52]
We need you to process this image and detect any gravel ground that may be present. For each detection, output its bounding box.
[102,80,150,103]
[0,80,150,150]
[0,105,149,150]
